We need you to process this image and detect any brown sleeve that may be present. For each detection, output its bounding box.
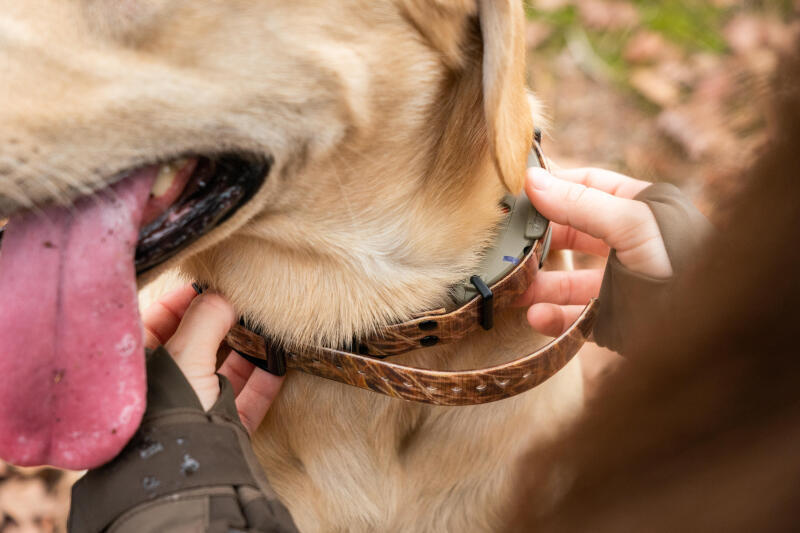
[593,183,714,355]
[68,347,298,533]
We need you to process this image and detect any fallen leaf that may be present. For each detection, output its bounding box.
[657,109,713,160]
[0,477,53,523]
[578,0,639,31]
[724,14,764,54]
[624,30,680,64]
[630,68,682,107]
[526,20,554,49]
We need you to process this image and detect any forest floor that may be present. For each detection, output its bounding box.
[1,1,798,531]
[526,0,798,217]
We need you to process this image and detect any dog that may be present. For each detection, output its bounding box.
[0,1,585,530]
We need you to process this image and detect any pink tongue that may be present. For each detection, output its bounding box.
[0,169,157,469]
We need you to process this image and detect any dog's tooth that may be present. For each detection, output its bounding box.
[150,159,187,197]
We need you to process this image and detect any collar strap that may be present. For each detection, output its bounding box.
[221,139,599,405]
[227,300,598,406]
[350,233,544,357]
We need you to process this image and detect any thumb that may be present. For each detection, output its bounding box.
[526,168,672,278]
[164,292,235,409]
[526,167,645,245]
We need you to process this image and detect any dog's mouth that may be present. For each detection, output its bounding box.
[135,154,271,274]
[0,154,270,273]
[0,154,270,469]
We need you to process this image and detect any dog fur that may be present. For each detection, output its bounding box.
[0,1,584,531]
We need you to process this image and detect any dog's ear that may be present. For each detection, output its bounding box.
[401,0,532,193]
[401,0,477,68]
[477,0,532,194]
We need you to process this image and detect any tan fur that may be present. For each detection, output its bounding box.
[1,1,583,531]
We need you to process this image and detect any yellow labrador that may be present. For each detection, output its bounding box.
[0,1,583,530]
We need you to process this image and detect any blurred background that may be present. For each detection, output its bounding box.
[1,1,798,531]
[526,0,798,216]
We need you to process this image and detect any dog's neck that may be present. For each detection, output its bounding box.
[182,65,516,352]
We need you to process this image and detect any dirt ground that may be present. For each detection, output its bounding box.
[1,2,797,531]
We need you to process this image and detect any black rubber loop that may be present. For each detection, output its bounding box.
[470,275,494,331]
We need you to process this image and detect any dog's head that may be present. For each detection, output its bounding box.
[0,0,533,469]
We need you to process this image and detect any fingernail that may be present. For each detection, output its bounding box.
[528,168,553,191]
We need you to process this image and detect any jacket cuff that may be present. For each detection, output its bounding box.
[636,183,714,274]
[68,347,297,533]
[594,251,671,354]
[593,183,713,355]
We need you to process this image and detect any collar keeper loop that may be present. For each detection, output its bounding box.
[470,275,494,331]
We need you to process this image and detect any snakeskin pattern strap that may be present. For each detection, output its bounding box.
[223,241,599,406]
[226,300,598,406]
[358,237,543,356]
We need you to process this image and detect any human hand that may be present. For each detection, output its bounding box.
[142,285,284,433]
[516,167,672,337]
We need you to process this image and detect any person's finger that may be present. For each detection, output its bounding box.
[515,270,603,308]
[218,351,256,396]
[141,285,199,349]
[165,293,236,377]
[163,293,235,410]
[235,369,285,435]
[553,167,651,199]
[549,223,610,257]
[526,168,656,250]
[527,304,586,338]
